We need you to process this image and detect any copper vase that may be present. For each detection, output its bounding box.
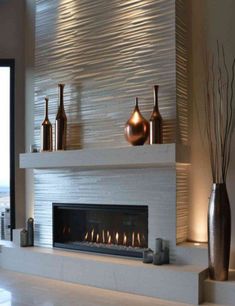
[208,183,231,281]
[124,97,149,146]
[40,97,53,151]
[149,85,163,144]
[55,84,67,150]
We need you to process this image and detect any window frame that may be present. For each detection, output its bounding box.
[0,59,15,239]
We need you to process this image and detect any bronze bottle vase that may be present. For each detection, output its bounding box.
[149,85,163,144]
[55,84,67,150]
[208,183,231,281]
[124,97,149,146]
[40,97,53,151]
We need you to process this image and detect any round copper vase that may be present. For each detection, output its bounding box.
[208,183,231,281]
[124,98,149,146]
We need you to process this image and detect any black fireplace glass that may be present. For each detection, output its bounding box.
[53,203,148,258]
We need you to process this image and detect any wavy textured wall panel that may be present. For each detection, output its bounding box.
[175,0,189,243]
[34,167,176,256]
[35,0,178,148]
[176,163,189,243]
[34,0,189,247]
[176,0,189,145]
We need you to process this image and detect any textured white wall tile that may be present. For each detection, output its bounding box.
[34,168,176,256]
[35,0,179,148]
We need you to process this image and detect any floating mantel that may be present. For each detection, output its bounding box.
[19,143,189,170]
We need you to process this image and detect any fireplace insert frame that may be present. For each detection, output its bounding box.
[52,203,148,258]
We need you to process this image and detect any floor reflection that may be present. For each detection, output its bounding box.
[0,288,11,306]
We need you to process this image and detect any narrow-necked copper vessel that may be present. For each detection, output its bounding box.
[55,84,67,150]
[41,97,53,151]
[149,85,163,144]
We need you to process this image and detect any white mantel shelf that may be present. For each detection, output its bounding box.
[19,143,189,170]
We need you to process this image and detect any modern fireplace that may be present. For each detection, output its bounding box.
[53,203,148,258]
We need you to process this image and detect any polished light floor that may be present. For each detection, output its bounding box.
[0,268,224,306]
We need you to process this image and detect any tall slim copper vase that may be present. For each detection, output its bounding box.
[208,183,231,281]
[55,84,67,150]
[41,97,53,151]
[149,85,162,144]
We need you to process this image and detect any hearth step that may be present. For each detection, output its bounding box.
[203,270,235,306]
[0,242,207,305]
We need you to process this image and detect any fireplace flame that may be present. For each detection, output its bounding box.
[137,233,140,246]
[91,229,94,242]
[115,232,119,244]
[123,233,127,245]
[78,229,145,248]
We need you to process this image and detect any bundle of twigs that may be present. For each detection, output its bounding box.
[205,42,235,183]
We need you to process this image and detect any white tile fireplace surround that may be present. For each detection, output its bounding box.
[19,144,208,265]
[21,144,187,257]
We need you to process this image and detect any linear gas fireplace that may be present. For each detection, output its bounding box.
[53,203,148,258]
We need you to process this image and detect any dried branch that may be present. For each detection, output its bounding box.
[204,43,235,183]
[224,57,235,179]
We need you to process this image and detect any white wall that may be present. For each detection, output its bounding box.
[0,0,26,228]
[189,0,235,268]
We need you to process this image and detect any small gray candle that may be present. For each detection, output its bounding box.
[153,253,162,265]
[155,238,162,253]
[143,249,153,264]
[27,218,34,246]
[20,229,28,247]
[162,239,169,250]
[163,246,169,264]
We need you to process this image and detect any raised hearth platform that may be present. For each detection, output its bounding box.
[0,242,207,305]
[203,271,235,306]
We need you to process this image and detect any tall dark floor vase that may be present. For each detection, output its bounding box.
[208,183,231,281]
